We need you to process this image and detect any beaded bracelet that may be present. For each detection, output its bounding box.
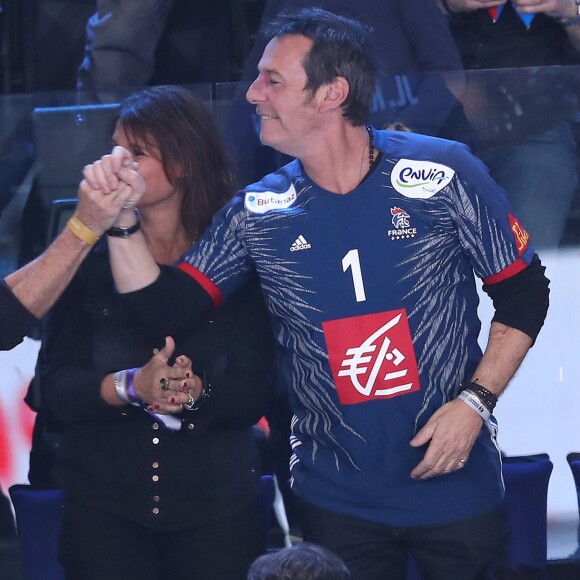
[462,381,497,412]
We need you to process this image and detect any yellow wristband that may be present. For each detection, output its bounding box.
[66,215,100,246]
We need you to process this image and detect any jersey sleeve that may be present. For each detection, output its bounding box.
[176,194,256,302]
[443,142,536,283]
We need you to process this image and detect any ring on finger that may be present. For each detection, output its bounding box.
[160,377,170,391]
[183,393,195,410]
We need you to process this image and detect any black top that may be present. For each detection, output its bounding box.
[36,242,276,529]
[0,281,38,351]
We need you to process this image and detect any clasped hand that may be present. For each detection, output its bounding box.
[76,146,145,233]
[133,336,204,415]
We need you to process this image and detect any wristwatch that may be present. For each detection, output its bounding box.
[107,208,141,238]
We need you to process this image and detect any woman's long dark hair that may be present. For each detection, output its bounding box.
[115,85,234,240]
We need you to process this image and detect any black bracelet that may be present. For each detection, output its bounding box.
[107,209,141,238]
[461,381,497,412]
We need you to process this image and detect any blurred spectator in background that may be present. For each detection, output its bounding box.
[438,0,580,248]
[77,0,176,91]
[77,0,239,93]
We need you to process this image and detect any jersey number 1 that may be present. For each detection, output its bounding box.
[342,249,366,302]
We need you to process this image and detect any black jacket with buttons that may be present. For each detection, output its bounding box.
[36,241,276,529]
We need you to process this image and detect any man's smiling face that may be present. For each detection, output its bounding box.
[246,34,322,158]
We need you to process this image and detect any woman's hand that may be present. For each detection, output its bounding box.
[75,146,144,234]
[81,146,145,211]
[83,146,134,192]
[134,336,204,414]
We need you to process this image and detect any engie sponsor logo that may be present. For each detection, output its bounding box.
[245,184,297,214]
[391,159,454,199]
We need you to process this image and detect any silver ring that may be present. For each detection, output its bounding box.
[183,393,195,410]
[160,377,170,391]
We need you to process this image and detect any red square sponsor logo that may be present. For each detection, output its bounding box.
[508,213,530,255]
[322,309,421,405]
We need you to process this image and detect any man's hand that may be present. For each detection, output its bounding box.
[83,145,136,194]
[513,0,578,19]
[409,399,483,480]
[444,0,578,20]
[75,146,145,234]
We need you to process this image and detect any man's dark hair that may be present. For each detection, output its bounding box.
[265,8,376,126]
[247,542,351,580]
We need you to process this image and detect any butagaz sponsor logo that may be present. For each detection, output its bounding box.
[391,159,454,199]
[290,235,311,251]
[245,184,297,214]
[388,207,416,240]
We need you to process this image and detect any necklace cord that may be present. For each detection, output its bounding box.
[366,125,375,167]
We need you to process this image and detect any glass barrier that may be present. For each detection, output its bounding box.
[0,67,579,559]
[0,84,212,279]
[215,66,580,250]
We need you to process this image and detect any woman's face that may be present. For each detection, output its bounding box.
[113,125,180,210]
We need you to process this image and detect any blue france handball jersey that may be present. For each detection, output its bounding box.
[178,129,535,527]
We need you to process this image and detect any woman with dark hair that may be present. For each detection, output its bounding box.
[34,85,276,580]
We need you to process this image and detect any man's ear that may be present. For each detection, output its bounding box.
[318,76,349,113]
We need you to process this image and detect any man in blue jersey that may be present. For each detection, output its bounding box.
[93,8,549,579]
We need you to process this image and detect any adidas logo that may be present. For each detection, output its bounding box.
[290,235,311,251]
